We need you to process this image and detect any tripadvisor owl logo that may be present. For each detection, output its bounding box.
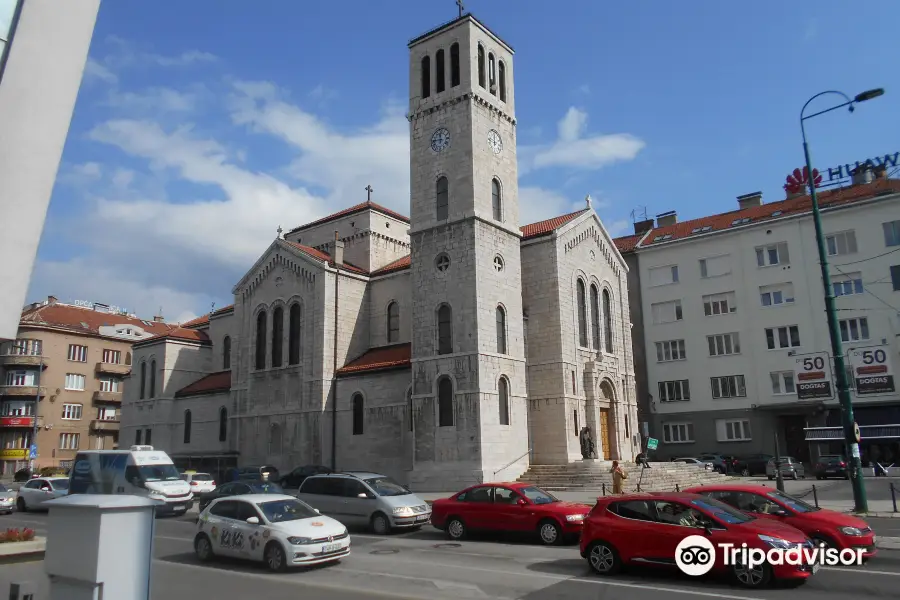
[675,534,865,576]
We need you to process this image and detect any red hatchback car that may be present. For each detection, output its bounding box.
[684,484,877,559]
[580,492,816,589]
[431,482,592,545]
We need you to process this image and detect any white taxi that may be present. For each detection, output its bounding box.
[194,494,350,572]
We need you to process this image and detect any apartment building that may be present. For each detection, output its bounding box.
[615,165,900,466]
[0,0,100,339]
[0,297,174,474]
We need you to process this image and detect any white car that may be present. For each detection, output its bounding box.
[16,477,69,512]
[194,494,350,572]
[180,471,216,495]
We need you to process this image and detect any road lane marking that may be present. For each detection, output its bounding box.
[823,566,900,577]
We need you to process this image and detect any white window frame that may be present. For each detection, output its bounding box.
[839,317,869,342]
[648,264,679,287]
[658,379,690,402]
[698,254,731,279]
[663,422,694,444]
[832,272,863,297]
[4,370,35,387]
[883,220,900,247]
[59,433,80,451]
[826,230,857,256]
[711,374,747,399]
[97,407,117,421]
[99,378,120,393]
[717,419,752,442]
[102,349,121,364]
[765,325,801,350]
[755,242,790,267]
[707,333,740,357]
[655,339,686,362]
[651,300,683,324]
[760,282,795,307]
[703,291,736,316]
[64,373,86,391]
[67,344,87,362]
[61,404,83,420]
[770,371,796,395]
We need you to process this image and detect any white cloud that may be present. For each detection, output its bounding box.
[148,50,217,67]
[84,58,117,84]
[558,107,588,142]
[601,218,631,237]
[104,87,200,113]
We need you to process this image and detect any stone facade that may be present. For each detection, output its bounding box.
[119,14,636,490]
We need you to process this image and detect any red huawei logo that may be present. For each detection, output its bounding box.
[783,167,822,195]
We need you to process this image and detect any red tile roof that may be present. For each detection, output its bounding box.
[19,302,176,339]
[284,241,368,275]
[174,370,231,398]
[371,255,411,276]
[520,209,589,240]
[288,201,410,234]
[613,232,646,254]
[212,304,235,317]
[639,178,900,247]
[335,343,411,377]
[180,304,235,329]
[135,327,211,348]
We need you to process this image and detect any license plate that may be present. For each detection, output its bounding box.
[415,516,430,522]
[173,505,186,512]
[322,543,341,553]
[812,563,820,574]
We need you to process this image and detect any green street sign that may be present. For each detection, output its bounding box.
[647,438,659,451]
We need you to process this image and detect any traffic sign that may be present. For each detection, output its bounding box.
[853,422,861,443]
[29,444,37,459]
[847,344,896,395]
[792,351,833,400]
[647,438,659,451]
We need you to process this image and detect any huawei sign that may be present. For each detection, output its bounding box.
[783,166,822,195]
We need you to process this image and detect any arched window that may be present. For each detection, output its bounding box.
[407,388,414,431]
[603,289,614,353]
[271,306,284,368]
[219,407,227,442]
[435,49,445,93]
[139,362,146,399]
[450,43,460,87]
[183,410,192,444]
[149,359,156,398]
[289,303,301,365]
[498,377,510,425]
[488,52,496,95]
[496,305,507,354]
[222,336,231,370]
[436,176,449,221]
[477,44,485,88]
[437,304,452,355]
[438,376,454,427]
[491,178,502,221]
[576,280,588,347]
[255,310,267,370]
[421,55,431,98]
[352,393,364,435]
[387,301,400,344]
[498,60,507,102]
[590,284,601,350]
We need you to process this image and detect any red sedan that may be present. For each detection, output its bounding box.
[580,492,816,589]
[684,484,877,559]
[430,482,592,545]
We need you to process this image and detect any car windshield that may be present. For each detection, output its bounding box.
[248,482,284,494]
[191,473,213,481]
[138,464,182,482]
[364,477,409,497]
[691,497,755,524]
[257,498,319,523]
[519,486,558,505]
[766,490,819,513]
[51,480,69,490]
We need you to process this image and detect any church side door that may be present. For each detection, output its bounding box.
[598,409,611,459]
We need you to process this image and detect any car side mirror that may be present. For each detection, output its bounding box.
[41,487,51,493]
[246,516,260,525]
[516,498,527,506]
[357,492,369,499]
[314,508,320,513]
[773,509,790,517]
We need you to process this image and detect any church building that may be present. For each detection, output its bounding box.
[119,12,639,490]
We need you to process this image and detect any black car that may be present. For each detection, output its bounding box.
[814,455,848,480]
[279,465,333,489]
[733,453,774,476]
[196,480,285,512]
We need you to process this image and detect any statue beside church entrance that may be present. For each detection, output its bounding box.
[579,426,596,459]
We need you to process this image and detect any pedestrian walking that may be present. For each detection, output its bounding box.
[636,451,651,469]
[611,460,627,494]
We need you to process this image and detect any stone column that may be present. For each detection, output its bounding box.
[583,362,600,458]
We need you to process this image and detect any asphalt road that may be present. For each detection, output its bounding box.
[1,510,899,600]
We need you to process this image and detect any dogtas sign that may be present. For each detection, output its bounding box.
[848,344,896,395]
[793,351,833,400]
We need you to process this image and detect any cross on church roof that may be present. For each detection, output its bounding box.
[276,225,283,238]
[456,0,464,17]
[365,184,374,202]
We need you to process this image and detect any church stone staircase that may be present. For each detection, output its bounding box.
[517,461,738,493]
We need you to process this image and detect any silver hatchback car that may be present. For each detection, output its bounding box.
[766,456,806,480]
[296,472,431,534]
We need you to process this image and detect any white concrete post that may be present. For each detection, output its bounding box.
[44,495,156,600]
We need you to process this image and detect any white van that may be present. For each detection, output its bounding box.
[68,445,193,515]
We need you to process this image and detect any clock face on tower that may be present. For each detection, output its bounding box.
[487,129,503,155]
[431,128,451,153]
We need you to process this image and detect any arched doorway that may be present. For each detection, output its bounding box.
[598,380,616,460]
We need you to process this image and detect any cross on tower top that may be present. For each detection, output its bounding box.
[365,184,374,202]
[456,0,464,17]
[276,225,283,238]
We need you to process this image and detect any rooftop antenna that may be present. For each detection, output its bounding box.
[630,206,649,223]
[210,302,215,314]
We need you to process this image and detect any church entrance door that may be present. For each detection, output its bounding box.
[598,408,611,459]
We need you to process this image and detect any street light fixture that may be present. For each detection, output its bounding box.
[800,87,885,514]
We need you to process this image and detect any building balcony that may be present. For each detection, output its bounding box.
[0,385,46,398]
[90,419,120,433]
[95,362,131,376]
[0,354,45,368]
[92,390,122,404]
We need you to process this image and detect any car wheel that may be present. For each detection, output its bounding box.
[767,476,774,481]
[371,512,391,535]
[791,471,799,480]
[264,541,288,573]
[446,517,466,540]
[733,557,772,588]
[810,534,836,550]
[587,541,622,575]
[16,498,26,513]
[194,534,214,562]
[537,519,562,546]
[740,468,750,477]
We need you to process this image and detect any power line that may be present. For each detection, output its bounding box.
[832,263,898,312]
[832,245,900,266]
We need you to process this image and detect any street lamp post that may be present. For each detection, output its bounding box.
[800,88,884,514]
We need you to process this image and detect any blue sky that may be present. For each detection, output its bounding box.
[28,0,900,322]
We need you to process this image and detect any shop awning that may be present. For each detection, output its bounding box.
[804,425,900,441]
